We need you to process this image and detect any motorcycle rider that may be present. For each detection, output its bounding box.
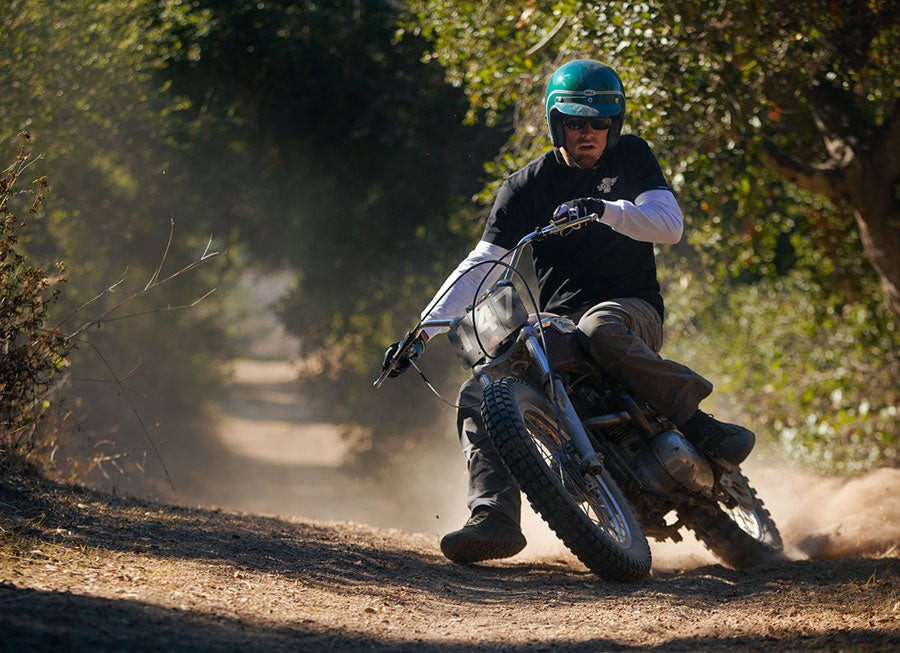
[382,59,755,565]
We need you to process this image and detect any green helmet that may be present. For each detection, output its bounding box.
[544,59,626,149]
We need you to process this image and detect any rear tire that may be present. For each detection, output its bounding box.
[681,471,783,568]
[482,377,651,582]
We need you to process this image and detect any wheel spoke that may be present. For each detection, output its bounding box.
[523,409,632,546]
[721,504,764,540]
[482,378,652,581]
[717,472,767,541]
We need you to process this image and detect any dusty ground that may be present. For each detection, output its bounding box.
[1,360,899,651]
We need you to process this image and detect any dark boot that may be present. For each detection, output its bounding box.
[679,410,755,466]
[440,506,527,564]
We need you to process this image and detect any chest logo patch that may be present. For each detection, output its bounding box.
[597,177,618,194]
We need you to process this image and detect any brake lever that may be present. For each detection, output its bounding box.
[535,212,600,241]
[373,329,418,388]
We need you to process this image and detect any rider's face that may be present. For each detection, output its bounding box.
[562,117,609,168]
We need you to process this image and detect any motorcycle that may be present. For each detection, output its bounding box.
[375,210,783,582]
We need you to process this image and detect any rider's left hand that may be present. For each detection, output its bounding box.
[554,198,605,222]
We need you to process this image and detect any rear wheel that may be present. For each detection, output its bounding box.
[681,470,783,568]
[482,377,651,582]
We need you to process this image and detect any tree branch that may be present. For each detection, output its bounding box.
[88,340,175,493]
[758,140,846,200]
[66,221,219,339]
[525,16,567,57]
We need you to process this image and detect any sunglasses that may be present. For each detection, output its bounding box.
[562,116,613,131]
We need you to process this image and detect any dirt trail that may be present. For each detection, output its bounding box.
[1,359,899,651]
[174,359,471,534]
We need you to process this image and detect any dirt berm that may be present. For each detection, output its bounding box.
[1,465,898,652]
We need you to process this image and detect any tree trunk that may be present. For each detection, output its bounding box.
[840,109,900,328]
[760,139,900,329]
[848,166,900,328]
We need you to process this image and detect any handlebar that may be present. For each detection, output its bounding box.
[374,211,601,387]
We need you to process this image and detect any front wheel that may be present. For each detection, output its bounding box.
[680,470,784,569]
[482,377,651,582]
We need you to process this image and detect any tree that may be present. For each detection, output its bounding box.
[402,0,899,469]
[1,0,229,488]
[2,0,505,479]
[405,0,900,324]
[159,0,505,467]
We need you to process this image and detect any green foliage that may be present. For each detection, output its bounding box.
[161,0,503,332]
[5,0,893,481]
[1,1,506,474]
[1,0,230,486]
[0,136,71,459]
[155,0,506,465]
[664,265,899,472]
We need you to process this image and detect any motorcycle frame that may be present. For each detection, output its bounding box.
[376,212,607,474]
[374,211,601,389]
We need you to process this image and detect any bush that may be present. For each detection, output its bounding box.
[663,266,899,473]
[0,135,70,460]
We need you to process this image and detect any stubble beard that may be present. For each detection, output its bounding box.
[562,145,602,169]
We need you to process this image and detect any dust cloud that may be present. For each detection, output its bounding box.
[642,458,900,572]
[486,460,900,571]
[171,358,471,537]
[193,266,897,567]
[744,459,900,560]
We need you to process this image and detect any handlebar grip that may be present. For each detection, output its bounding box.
[373,330,419,388]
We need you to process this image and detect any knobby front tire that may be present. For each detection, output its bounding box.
[482,377,652,582]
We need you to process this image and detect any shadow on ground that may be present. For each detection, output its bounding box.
[2,582,899,652]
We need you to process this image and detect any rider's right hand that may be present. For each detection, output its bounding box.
[382,338,425,378]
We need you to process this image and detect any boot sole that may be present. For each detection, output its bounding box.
[440,534,527,564]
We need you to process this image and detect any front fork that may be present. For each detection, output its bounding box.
[476,329,604,475]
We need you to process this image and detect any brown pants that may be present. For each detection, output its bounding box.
[576,297,712,426]
[455,297,713,524]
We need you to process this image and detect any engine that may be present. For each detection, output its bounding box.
[630,430,714,495]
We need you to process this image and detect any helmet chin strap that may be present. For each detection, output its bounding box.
[559,147,579,167]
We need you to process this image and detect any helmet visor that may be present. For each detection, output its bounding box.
[547,90,623,118]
